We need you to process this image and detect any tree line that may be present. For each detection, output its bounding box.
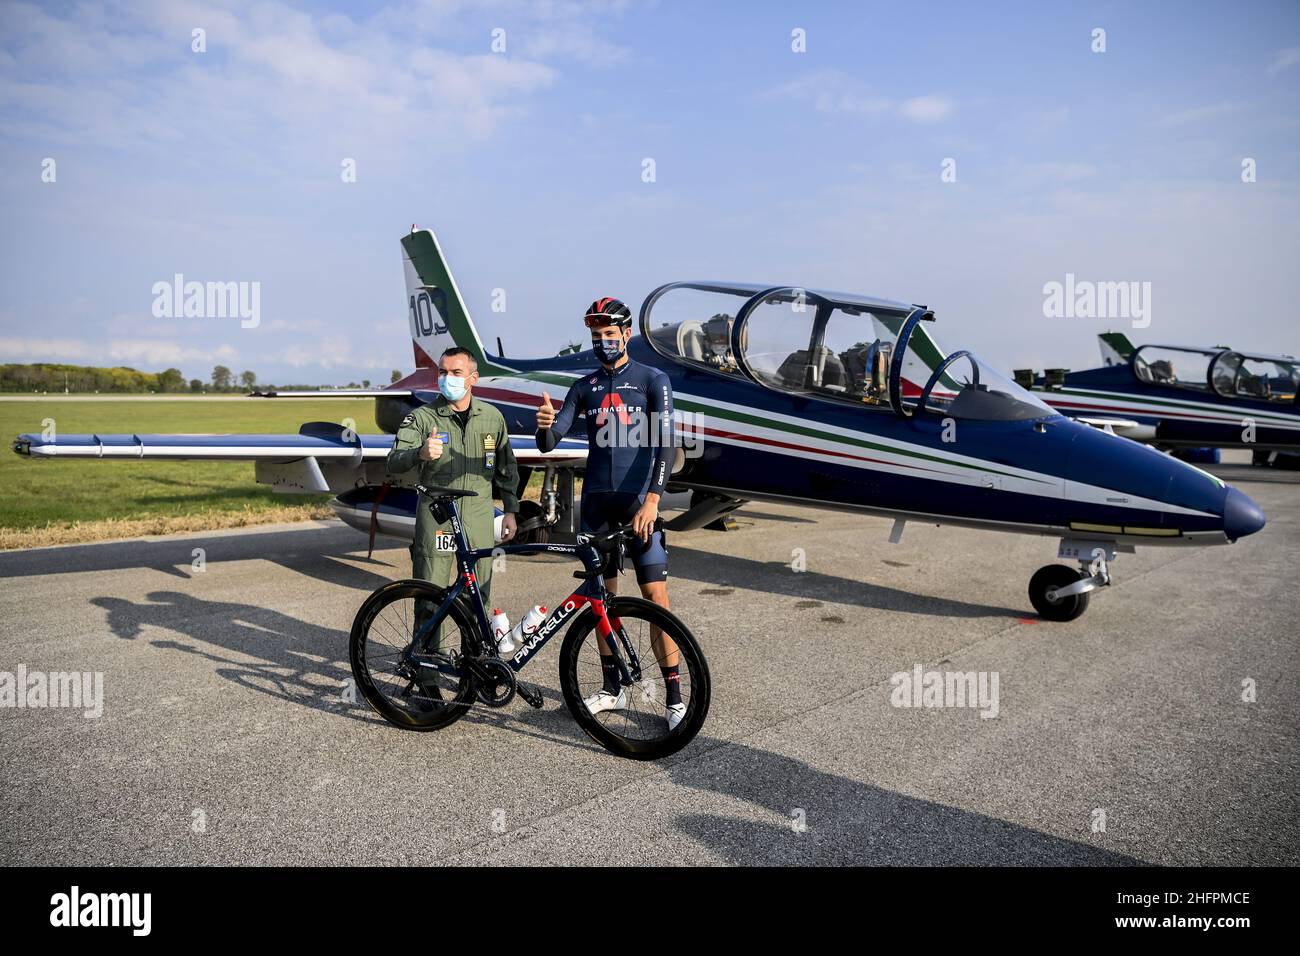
[1,364,405,393]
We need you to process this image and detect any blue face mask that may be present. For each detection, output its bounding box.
[439,374,468,402]
[593,336,627,365]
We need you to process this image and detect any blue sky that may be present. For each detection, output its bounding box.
[1,0,1297,384]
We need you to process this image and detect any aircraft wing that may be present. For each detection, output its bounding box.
[252,388,414,398]
[1075,416,1144,437]
[12,431,588,466]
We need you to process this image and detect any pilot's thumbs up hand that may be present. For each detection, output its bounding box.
[419,434,443,461]
[536,391,556,429]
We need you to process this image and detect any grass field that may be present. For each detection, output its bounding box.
[1,397,381,548]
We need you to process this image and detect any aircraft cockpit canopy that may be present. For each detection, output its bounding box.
[1131,344,1300,403]
[1209,350,1299,403]
[643,282,758,376]
[1132,345,1218,390]
[640,282,1055,421]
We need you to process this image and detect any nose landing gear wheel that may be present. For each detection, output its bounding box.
[1029,564,1091,622]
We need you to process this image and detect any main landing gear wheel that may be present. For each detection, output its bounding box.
[1028,564,1091,622]
[515,499,551,545]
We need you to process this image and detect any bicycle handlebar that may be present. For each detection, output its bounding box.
[416,482,645,567]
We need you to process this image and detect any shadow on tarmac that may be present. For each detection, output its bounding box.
[0,522,397,592]
[665,740,1147,865]
[668,545,1026,619]
[86,588,614,754]
[91,589,377,722]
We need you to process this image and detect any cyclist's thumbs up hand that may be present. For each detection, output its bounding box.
[536,391,556,429]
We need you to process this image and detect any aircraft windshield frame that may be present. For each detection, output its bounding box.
[914,349,1057,422]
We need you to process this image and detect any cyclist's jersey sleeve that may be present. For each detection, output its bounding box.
[535,380,582,454]
[646,367,673,497]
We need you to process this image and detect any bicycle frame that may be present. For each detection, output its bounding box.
[411,500,634,678]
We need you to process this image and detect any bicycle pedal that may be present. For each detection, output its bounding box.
[517,681,544,709]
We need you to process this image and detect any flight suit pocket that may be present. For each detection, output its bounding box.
[422,445,454,485]
[463,427,491,479]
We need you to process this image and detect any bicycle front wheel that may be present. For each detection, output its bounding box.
[559,596,711,760]
[349,579,479,731]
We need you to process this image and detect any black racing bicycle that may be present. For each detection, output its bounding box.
[349,484,710,759]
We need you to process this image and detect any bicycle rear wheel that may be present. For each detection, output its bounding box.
[349,580,479,731]
[559,596,710,760]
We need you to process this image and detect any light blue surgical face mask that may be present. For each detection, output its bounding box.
[439,374,468,402]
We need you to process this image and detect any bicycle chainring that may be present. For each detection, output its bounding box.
[474,657,518,708]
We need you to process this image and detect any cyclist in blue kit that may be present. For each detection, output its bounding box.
[535,297,685,730]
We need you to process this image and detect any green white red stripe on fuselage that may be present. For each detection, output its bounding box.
[1043,387,1300,431]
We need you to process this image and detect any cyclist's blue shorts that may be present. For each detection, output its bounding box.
[580,492,668,585]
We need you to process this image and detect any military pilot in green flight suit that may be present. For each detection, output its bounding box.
[386,347,520,631]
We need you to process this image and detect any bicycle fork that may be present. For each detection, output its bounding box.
[594,602,643,685]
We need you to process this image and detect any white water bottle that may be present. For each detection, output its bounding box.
[490,608,514,654]
[507,605,548,650]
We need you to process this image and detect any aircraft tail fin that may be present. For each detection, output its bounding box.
[401,227,496,372]
[1098,331,1136,366]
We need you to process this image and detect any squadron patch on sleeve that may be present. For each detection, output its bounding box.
[400,412,415,428]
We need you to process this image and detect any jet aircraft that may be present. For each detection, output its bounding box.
[1019,332,1300,464]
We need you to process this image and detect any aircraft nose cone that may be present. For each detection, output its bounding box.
[1223,486,1266,541]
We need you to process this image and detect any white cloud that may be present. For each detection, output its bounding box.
[107,340,239,367]
[1157,102,1240,128]
[1,327,399,380]
[899,94,954,124]
[265,318,323,332]
[1027,106,1070,130]
[0,337,96,362]
[0,337,238,367]
[771,70,891,116]
[772,71,954,124]
[522,22,632,65]
[0,0,561,162]
[1268,46,1300,75]
[1007,161,1098,185]
[282,334,400,371]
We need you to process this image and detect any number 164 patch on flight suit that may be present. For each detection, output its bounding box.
[483,434,496,469]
